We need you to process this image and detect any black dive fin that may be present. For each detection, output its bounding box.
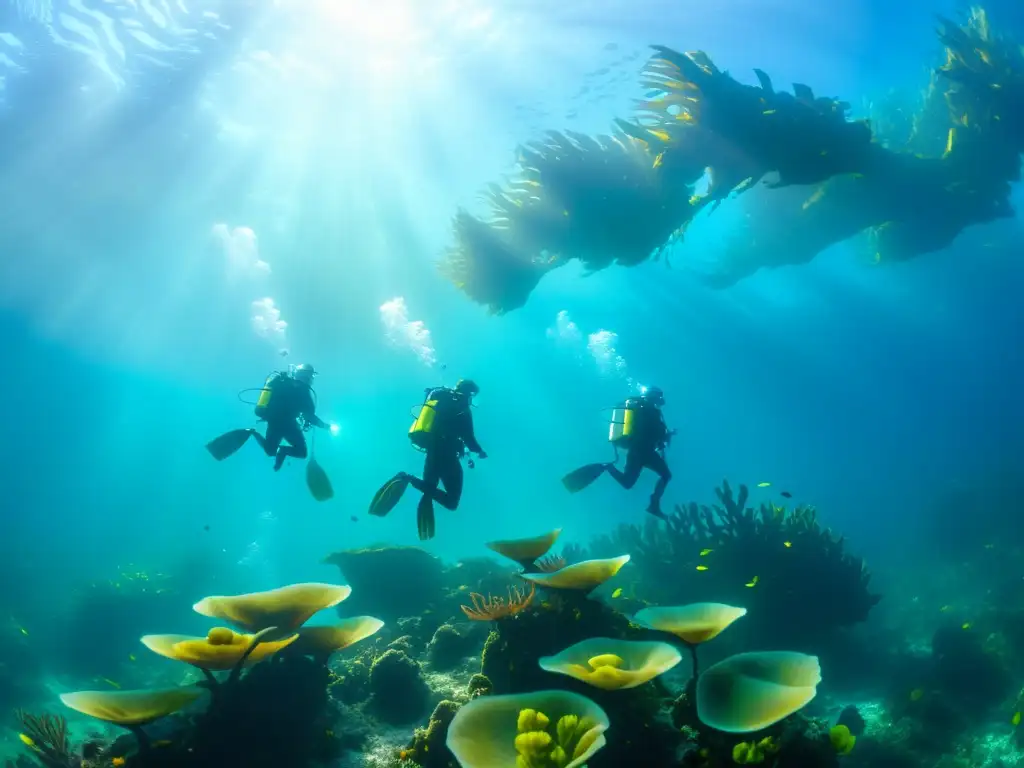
[205,429,253,461]
[306,458,334,502]
[369,476,409,517]
[561,463,608,493]
[417,496,436,541]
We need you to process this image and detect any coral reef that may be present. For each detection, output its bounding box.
[368,649,432,725]
[426,625,478,671]
[325,547,446,624]
[587,481,880,652]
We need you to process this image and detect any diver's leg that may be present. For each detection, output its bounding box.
[606,451,644,489]
[406,451,441,496]
[259,422,283,458]
[413,451,443,540]
[644,453,672,518]
[432,455,465,511]
[274,421,307,471]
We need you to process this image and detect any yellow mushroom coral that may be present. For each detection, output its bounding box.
[289,617,385,662]
[485,529,562,570]
[633,603,747,678]
[696,651,822,733]
[192,582,351,635]
[519,555,630,593]
[60,687,206,750]
[446,690,609,768]
[538,637,682,691]
[141,627,297,671]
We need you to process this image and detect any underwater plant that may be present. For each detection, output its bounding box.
[696,651,822,733]
[446,690,610,768]
[59,687,206,752]
[13,710,74,768]
[633,603,747,678]
[461,583,537,621]
[193,582,352,635]
[486,530,563,572]
[519,556,631,594]
[538,637,682,690]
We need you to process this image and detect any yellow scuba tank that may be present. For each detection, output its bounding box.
[409,387,457,450]
[254,373,278,420]
[608,400,637,446]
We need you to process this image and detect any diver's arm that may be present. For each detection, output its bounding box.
[300,391,328,429]
[461,412,485,455]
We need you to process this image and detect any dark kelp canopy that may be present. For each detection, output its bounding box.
[442,8,1022,312]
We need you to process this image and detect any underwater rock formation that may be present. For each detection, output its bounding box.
[324,546,446,623]
[368,648,432,725]
[440,8,1023,311]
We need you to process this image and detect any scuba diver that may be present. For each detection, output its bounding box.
[205,363,330,472]
[562,386,675,519]
[368,378,487,541]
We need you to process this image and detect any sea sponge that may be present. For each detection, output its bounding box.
[538,637,681,690]
[486,529,562,570]
[141,628,297,670]
[467,674,493,698]
[732,736,780,764]
[427,624,477,671]
[697,651,822,733]
[829,724,856,755]
[368,649,431,724]
[289,617,384,663]
[193,583,351,635]
[520,556,630,593]
[406,700,462,768]
[446,690,609,768]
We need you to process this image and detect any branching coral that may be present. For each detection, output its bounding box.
[14,711,74,768]
[461,583,536,621]
[589,481,879,649]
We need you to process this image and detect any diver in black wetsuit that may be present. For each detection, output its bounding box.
[562,386,675,519]
[205,363,329,471]
[368,378,487,540]
[250,363,329,470]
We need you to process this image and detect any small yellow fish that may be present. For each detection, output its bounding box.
[783,541,792,548]
[745,576,759,588]
[757,482,771,487]
[763,109,776,115]
[653,152,664,169]
[939,605,951,612]
[100,677,121,689]
[19,627,28,636]
[611,588,623,599]
[962,622,971,630]
[113,758,126,767]
[696,565,709,572]
[1013,711,1021,727]
[18,734,35,747]
[910,688,924,702]
[699,548,713,556]
[128,654,137,662]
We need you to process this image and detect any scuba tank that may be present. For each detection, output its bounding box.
[409,386,459,450]
[608,398,639,446]
[254,372,284,420]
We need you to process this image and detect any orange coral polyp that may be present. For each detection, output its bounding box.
[461,583,536,621]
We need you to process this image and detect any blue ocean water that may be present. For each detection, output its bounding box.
[0,0,1022,746]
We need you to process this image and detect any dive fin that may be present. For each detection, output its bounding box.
[369,475,409,517]
[306,458,334,502]
[561,463,608,493]
[417,495,435,541]
[205,429,253,461]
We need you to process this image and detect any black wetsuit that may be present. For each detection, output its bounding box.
[407,388,485,538]
[251,373,326,471]
[606,399,673,516]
